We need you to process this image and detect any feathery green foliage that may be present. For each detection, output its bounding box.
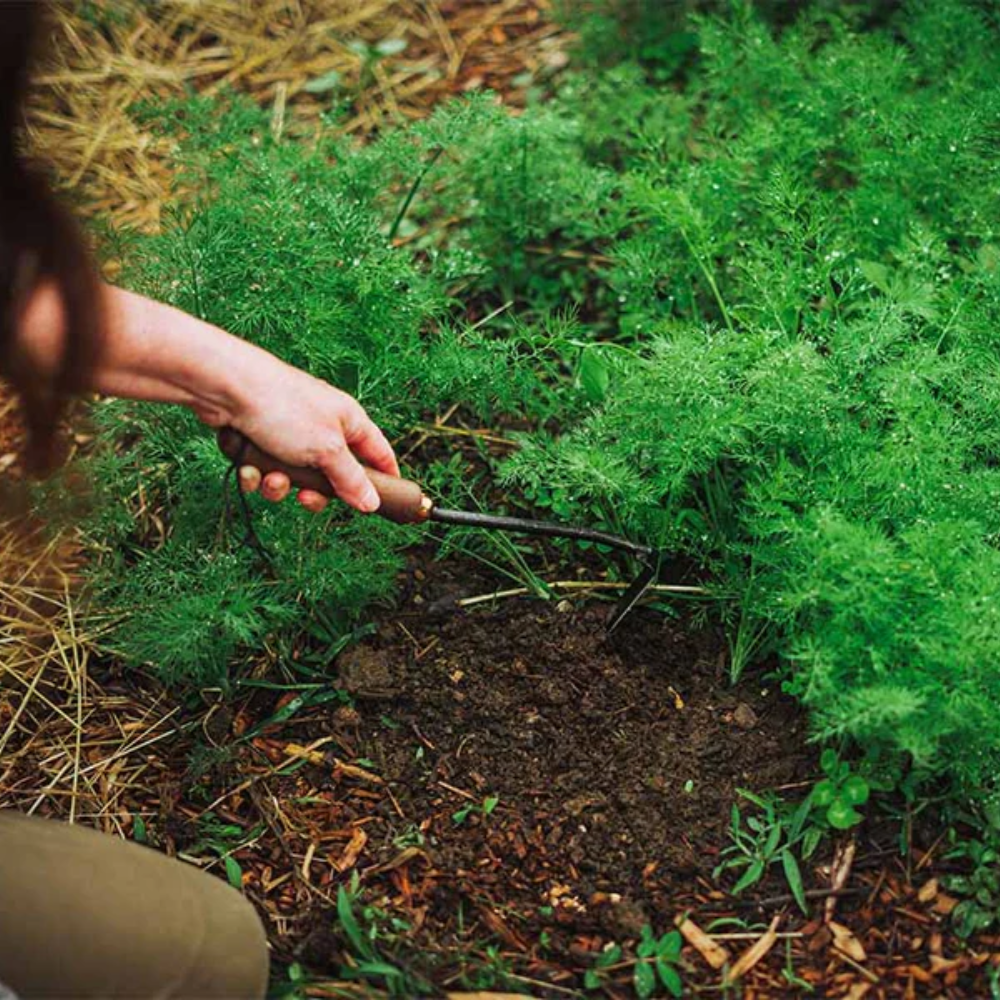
[510,0,1000,792]
[68,0,1000,814]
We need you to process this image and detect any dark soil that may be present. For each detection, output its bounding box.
[9,543,996,996]
[256,565,994,997]
[337,600,807,912]
[286,576,818,990]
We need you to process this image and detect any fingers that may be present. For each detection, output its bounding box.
[240,465,328,512]
[261,471,292,502]
[345,414,400,477]
[239,465,262,493]
[235,395,396,514]
[317,444,381,513]
[297,489,329,514]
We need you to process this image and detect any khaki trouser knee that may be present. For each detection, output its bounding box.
[0,811,268,999]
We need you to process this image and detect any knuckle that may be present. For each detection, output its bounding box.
[324,437,348,458]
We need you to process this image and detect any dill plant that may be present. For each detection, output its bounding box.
[73,94,577,684]
[508,0,1000,793]
[63,0,1000,817]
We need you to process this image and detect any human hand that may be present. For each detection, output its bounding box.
[230,359,398,515]
[80,287,398,514]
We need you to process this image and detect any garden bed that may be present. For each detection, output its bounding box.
[5,1,1000,995]
[145,560,994,997]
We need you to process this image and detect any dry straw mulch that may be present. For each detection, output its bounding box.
[0,519,179,833]
[27,0,565,232]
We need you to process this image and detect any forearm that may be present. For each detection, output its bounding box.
[94,285,276,426]
[19,281,274,426]
[17,279,394,511]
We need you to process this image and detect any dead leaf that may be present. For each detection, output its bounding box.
[677,916,730,970]
[826,836,857,922]
[726,914,781,983]
[917,878,939,903]
[930,955,964,975]
[829,921,867,963]
[332,826,368,872]
[478,906,529,951]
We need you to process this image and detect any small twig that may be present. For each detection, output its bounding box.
[437,780,477,802]
[726,913,782,984]
[400,401,461,461]
[826,835,857,923]
[708,931,805,941]
[831,947,880,984]
[411,423,518,448]
[737,887,864,909]
[270,81,287,141]
[467,300,514,332]
[457,580,707,608]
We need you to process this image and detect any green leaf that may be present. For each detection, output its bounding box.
[781,849,808,914]
[337,885,369,959]
[802,825,823,860]
[827,799,863,830]
[303,70,343,94]
[634,960,656,999]
[947,875,973,895]
[657,960,684,998]
[579,349,610,402]
[733,858,765,894]
[763,820,783,857]
[738,789,769,810]
[841,775,870,806]
[483,795,500,815]
[353,960,404,981]
[952,899,996,938]
[224,855,243,890]
[132,815,147,843]
[812,779,836,808]
[789,796,814,844]
[660,930,682,959]
[857,259,891,294]
[584,970,601,989]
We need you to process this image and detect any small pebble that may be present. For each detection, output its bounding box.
[732,703,759,729]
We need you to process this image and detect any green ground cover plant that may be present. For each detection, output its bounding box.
[509,0,1000,809]
[65,0,1000,857]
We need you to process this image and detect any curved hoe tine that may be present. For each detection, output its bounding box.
[606,556,659,633]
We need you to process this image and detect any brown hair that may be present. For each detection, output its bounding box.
[1,2,101,472]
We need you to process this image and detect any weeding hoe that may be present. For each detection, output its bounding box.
[218,427,662,631]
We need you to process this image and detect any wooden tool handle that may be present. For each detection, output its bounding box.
[217,427,431,525]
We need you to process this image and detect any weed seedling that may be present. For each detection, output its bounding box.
[714,789,818,913]
[584,942,623,992]
[335,875,427,996]
[452,795,500,826]
[183,812,264,891]
[781,937,814,992]
[633,926,684,999]
[812,749,870,830]
[944,834,1000,937]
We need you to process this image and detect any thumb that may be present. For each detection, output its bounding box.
[317,445,381,513]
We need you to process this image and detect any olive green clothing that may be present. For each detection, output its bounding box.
[0,811,268,999]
